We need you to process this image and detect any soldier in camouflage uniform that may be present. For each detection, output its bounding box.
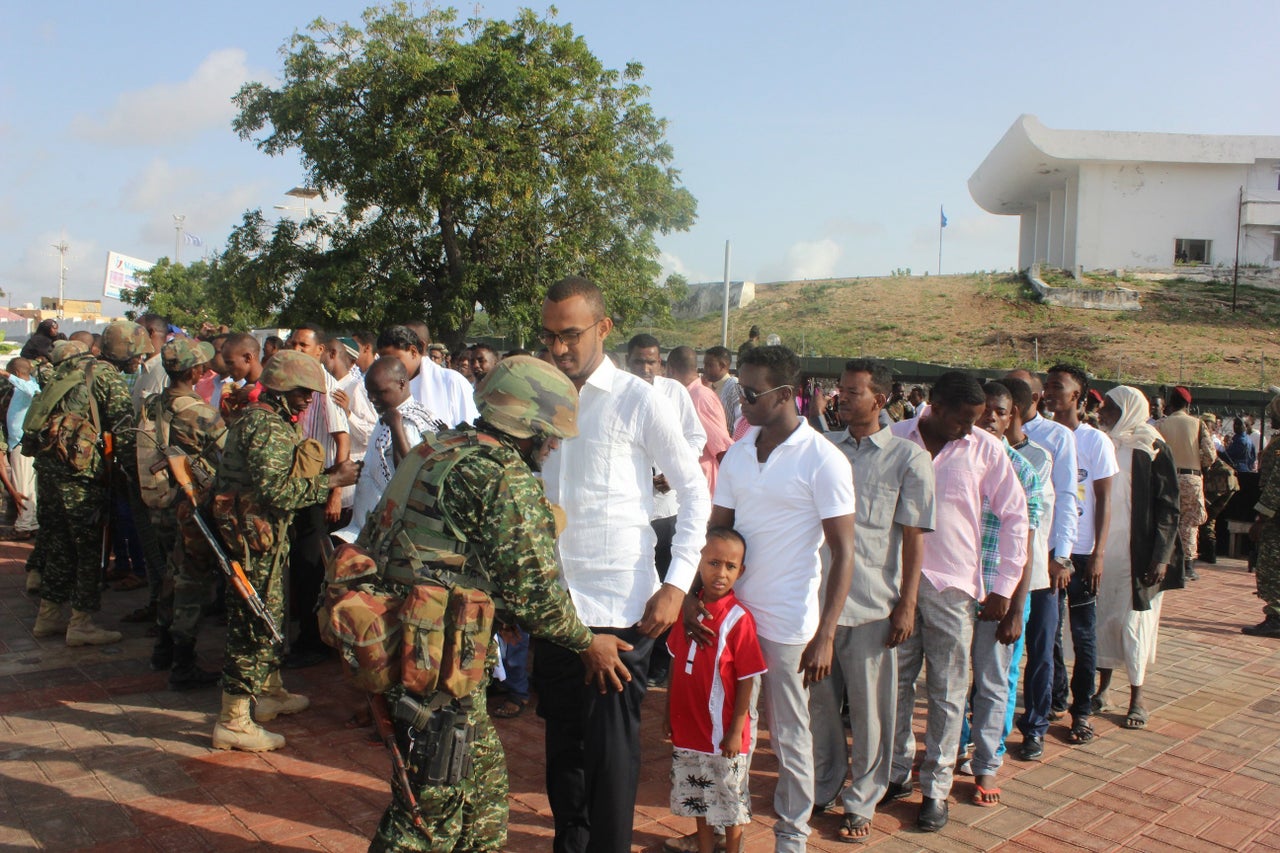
[365,355,631,853]
[211,350,358,751]
[1245,396,1280,637]
[31,324,147,646]
[144,338,228,690]
[24,340,86,596]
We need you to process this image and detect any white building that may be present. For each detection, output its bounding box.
[969,114,1280,273]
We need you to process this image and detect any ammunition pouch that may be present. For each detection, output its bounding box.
[393,693,475,787]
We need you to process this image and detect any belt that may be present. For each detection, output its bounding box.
[1176,468,1201,476]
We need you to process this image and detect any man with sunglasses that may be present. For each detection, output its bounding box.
[536,276,711,853]
[693,344,856,852]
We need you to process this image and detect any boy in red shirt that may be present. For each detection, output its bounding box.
[666,528,767,853]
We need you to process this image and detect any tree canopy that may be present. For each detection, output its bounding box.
[230,3,696,345]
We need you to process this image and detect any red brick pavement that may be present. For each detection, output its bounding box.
[2,537,1279,851]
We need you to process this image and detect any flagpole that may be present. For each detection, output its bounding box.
[937,206,944,276]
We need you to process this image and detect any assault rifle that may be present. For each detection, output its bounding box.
[167,451,283,644]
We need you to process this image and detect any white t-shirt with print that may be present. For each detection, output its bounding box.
[1070,422,1119,555]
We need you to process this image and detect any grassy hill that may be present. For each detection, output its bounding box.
[638,273,1280,389]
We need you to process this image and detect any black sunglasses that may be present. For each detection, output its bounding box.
[737,383,793,404]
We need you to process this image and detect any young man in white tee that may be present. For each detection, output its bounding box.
[695,345,856,853]
[1042,364,1117,747]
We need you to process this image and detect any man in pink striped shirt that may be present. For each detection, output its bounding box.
[885,371,1028,832]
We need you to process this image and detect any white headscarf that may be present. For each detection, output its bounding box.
[1104,385,1163,459]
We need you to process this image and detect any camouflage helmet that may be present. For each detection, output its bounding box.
[259,350,327,394]
[50,340,89,365]
[473,355,578,440]
[100,321,152,361]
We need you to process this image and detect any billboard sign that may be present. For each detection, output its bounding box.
[103,251,154,300]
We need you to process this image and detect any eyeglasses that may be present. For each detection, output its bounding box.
[738,383,793,404]
[539,319,603,348]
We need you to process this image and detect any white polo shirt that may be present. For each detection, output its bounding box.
[715,419,856,644]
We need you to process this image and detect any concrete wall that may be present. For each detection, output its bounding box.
[1075,162,1252,270]
[672,280,756,320]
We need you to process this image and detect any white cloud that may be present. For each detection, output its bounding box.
[765,238,844,281]
[659,250,712,284]
[118,157,268,250]
[71,48,254,145]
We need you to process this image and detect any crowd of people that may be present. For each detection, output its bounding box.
[10,284,1280,852]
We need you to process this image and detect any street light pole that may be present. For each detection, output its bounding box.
[174,214,186,264]
[52,239,69,319]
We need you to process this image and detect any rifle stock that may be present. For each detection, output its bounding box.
[168,451,284,645]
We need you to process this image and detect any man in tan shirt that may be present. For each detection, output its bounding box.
[1156,386,1215,580]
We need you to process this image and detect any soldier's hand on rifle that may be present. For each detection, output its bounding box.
[326,458,360,488]
[580,633,633,694]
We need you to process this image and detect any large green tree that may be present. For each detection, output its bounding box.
[123,249,278,331]
[232,3,696,346]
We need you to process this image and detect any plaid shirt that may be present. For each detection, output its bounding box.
[980,437,1046,597]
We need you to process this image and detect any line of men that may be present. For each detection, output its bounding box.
[17,294,1200,851]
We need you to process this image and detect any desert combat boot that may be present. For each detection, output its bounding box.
[212,692,285,752]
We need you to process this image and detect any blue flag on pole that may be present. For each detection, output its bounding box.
[940,206,947,228]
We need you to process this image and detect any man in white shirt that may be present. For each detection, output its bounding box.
[335,358,443,542]
[324,337,378,473]
[375,325,479,429]
[1043,364,1116,747]
[702,345,856,852]
[537,277,711,853]
[626,333,706,687]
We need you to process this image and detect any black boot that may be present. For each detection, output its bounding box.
[169,640,220,691]
[1200,537,1217,564]
[1242,614,1280,637]
[1184,558,1199,581]
[150,628,174,671]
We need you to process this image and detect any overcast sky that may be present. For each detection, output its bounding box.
[3,0,1277,314]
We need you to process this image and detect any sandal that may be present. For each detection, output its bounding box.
[837,812,871,844]
[1124,708,1148,729]
[1089,694,1109,715]
[972,783,1001,807]
[492,698,526,719]
[1067,719,1095,745]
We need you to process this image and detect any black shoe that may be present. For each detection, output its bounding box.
[1200,537,1217,564]
[878,780,913,806]
[646,667,669,688]
[1184,559,1200,581]
[169,664,220,691]
[916,797,948,832]
[1019,735,1045,761]
[1242,615,1280,637]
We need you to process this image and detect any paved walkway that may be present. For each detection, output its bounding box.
[2,539,1279,851]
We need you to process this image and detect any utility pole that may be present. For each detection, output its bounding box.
[720,240,731,348]
[174,214,186,264]
[52,239,69,319]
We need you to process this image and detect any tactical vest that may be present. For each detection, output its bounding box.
[322,429,507,699]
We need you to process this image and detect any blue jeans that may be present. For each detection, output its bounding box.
[1053,556,1098,721]
[998,597,1032,753]
[1018,588,1061,739]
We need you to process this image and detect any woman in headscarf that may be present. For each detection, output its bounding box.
[1244,395,1280,636]
[1092,386,1180,729]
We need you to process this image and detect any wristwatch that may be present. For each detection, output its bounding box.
[1051,554,1073,571]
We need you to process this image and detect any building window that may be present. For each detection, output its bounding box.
[1175,238,1210,265]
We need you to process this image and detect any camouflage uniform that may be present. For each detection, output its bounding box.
[148,384,226,643]
[1254,433,1280,617]
[215,395,330,696]
[36,352,136,612]
[367,431,594,853]
[368,356,592,853]
[24,344,86,588]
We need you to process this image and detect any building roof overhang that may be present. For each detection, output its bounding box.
[968,114,1280,216]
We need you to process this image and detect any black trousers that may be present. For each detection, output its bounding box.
[533,627,653,853]
[287,502,327,650]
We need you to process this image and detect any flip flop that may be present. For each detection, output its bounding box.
[1124,708,1148,729]
[972,784,1001,807]
[837,813,871,844]
[1089,695,1109,714]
